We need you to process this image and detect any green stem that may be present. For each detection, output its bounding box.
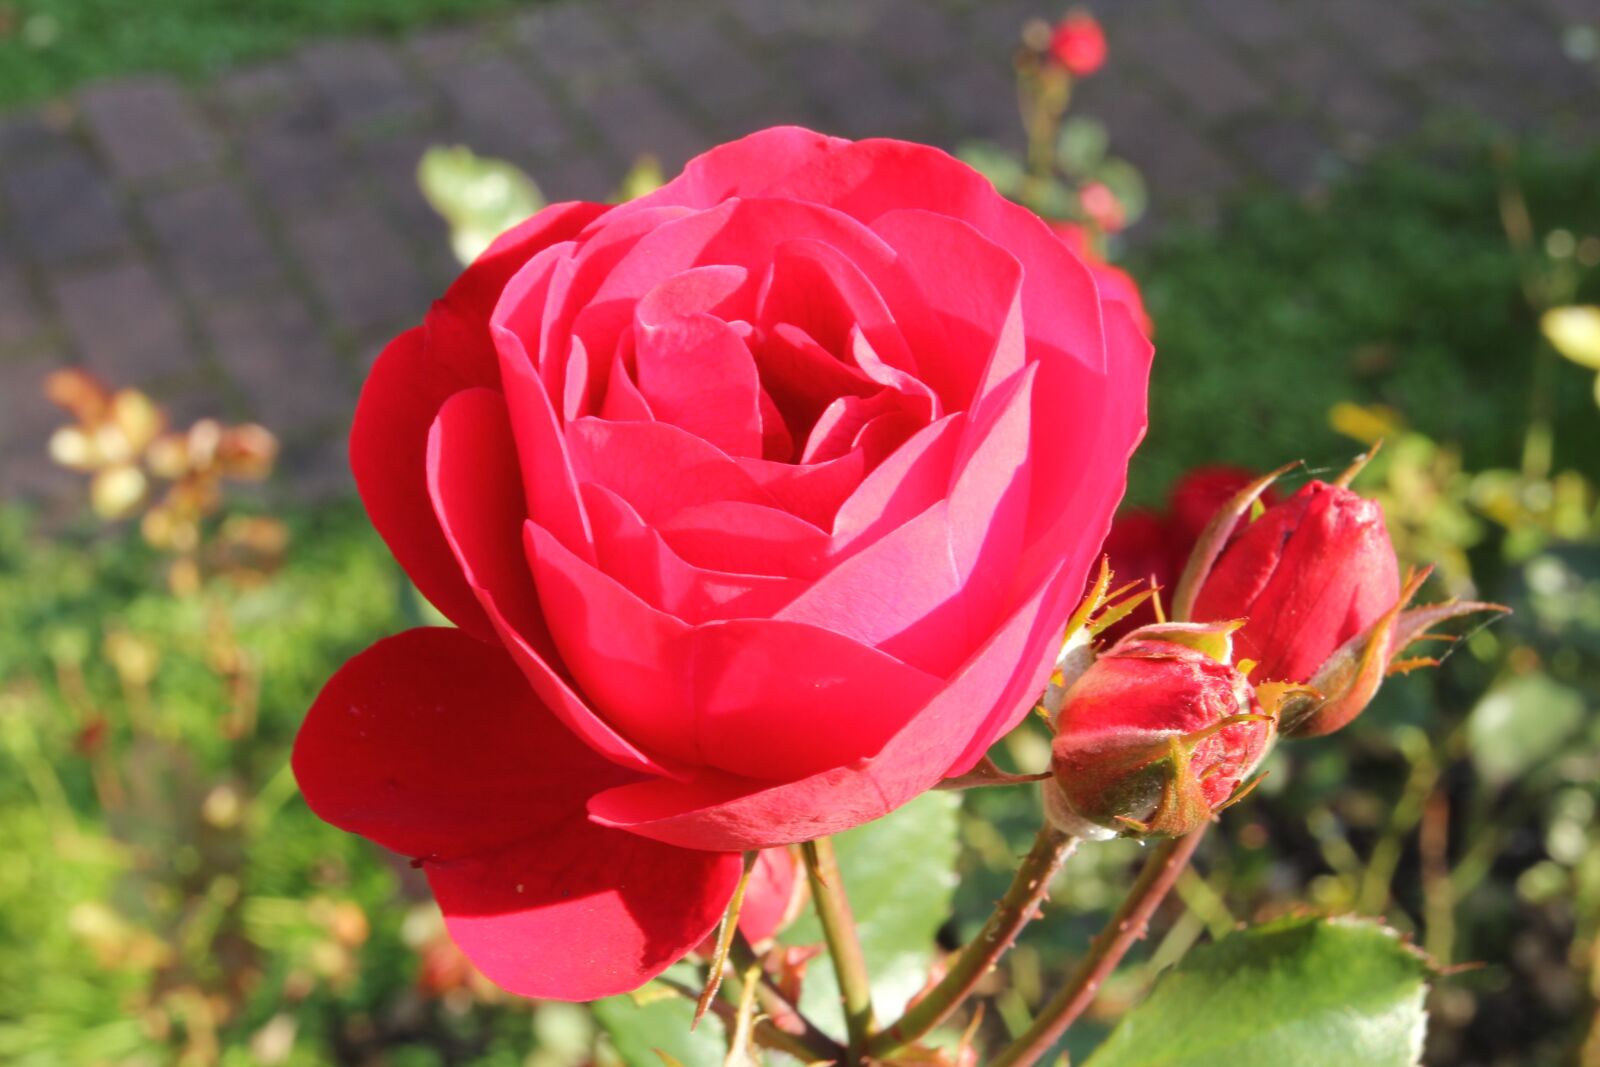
[991,828,1207,1067]
[728,935,843,1062]
[802,837,877,1065]
[870,825,1080,1058]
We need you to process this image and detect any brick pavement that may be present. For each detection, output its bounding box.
[0,0,1594,503]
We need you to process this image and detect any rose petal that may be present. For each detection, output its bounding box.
[426,389,672,777]
[566,417,776,523]
[634,312,764,458]
[657,501,834,579]
[293,628,740,1001]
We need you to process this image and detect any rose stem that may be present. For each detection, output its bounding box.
[660,976,834,1063]
[801,836,878,1065]
[869,824,1080,1058]
[989,827,1208,1067]
[727,934,844,1061]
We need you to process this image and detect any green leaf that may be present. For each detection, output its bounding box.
[781,790,961,1038]
[1467,672,1587,788]
[593,971,727,1067]
[1090,158,1148,228]
[1057,116,1109,175]
[1082,916,1431,1067]
[957,141,1027,197]
[417,144,545,265]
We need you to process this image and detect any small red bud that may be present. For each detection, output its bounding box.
[1047,11,1107,77]
[1049,628,1272,838]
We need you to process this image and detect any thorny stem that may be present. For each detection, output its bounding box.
[990,828,1208,1067]
[802,837,877,1065]
[728,935,843,1062]
[659,977,835,1063]
[869,825,1081,1058]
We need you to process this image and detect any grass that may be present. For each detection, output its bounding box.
[1126,139,1600,503]
[0,0,517,106]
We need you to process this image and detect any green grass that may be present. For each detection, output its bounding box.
[1127,140,1600,503]
[0,0,516,106]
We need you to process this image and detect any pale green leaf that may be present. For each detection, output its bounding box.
[1467,672,1587,787]
[1082,916,1431,1067]
[417,144,545,265]
[592,969,726,1067]
[1057,116,1109,175]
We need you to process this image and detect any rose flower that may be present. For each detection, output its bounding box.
[295,127,1151,999]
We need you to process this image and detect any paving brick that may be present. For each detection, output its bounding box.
[434,54,572,162]
[1316,0,1446,79]
[355,132,457,282]
[1086,85,1241,208]
[0,350,76,499]
[1192,0,1304,51]
[52,258,197,383]
[1437,2,1596,106]
[579,78,713,172]
[143,181,283,299]
[1129,14,1273,123]
[299,38,433,133]
[0,239,44,354]
[533,143,624,203]
[213,59,303,118]
[630,10,776,126]
[406,20,497,68]
[3,153,132,266]
[78,77,218,182]
[515,3,635,97]
[874,0,965,66]
[204,290,355,432]
[275,434,354,499]
[1229,115,1332,190]
[287,198,433,336]
[0,107,78,165]
[778,39,939,141]
[922,51,1023,149]
[239,98,360,209]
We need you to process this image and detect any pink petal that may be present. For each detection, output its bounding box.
[565,417,776,523]
[831,413,965,550]
[586,557,1073,850]
[625,127,847,212]
[869,209,1025,411]
[351,329,494,639]
[293,627,740,1001]
[634,312,764,458]
[584,483,803,623]
[657,501,834,579]
[426,389,670,777]
[494,334,595,560]
[755,238,911,374]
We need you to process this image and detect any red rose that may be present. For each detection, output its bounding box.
[1192,480,1400,683]
[1049,624,1271,837]
[1097,466,1264,637]
[294,128,1151,999]
[1051,222,1150,335]
[1048,11,1107,77]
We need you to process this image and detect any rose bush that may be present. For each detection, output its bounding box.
[294,126,1151,999]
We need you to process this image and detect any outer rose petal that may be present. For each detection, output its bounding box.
[351,201,607,638]
[585,551,1077,850]
[292,628,742,1001]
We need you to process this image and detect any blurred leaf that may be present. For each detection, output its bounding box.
[1091,158,1148,228]
[1467,673,1587,787]
[593,973,726,1067]
[957,141,1026,197]
[417,144,545,265]
[1541,305,1600,369]
[781,790,960,1037]
[1057,116,1109,175]
[1082,916,1430,1067]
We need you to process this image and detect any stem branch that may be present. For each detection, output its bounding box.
[802,837,877,1065]
[991,828,1208,1067]
[870,825,1080,1058]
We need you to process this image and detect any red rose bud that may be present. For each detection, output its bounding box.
[1192,480,1400,684]
[1048,11,1107,77]
[1047,623,1273,838]
[1274,566,1507,738]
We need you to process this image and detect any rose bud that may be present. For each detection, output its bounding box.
[1192,480,1400,684]
[1046,622,1273,839]
[1048,10,1108,77]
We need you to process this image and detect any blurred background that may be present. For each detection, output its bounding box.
[0,1,1598,1065]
